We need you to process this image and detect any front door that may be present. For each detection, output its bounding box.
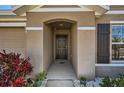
[56,35,68,60]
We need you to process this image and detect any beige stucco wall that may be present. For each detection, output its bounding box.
[43,24,53,72]
[27,11,96,79]
[26,31,43,76]
[71,24,78,75]
[96,14,124,23]
[0,27,26,57]
[27,12,95,27]
[77,30,96,79]
[96,65,124,77]
[1,12,124,79]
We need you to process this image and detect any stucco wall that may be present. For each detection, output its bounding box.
[77,30,96,79]
[26,31,43,76]
[27,11,96,79]
[43,24,53,72]
[27,12,95,27]
[96,14,124,23]
[0,27,26,57]
[71,24,78,75]
[96,65,124,77]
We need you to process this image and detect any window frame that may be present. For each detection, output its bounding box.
[111,24,124,63]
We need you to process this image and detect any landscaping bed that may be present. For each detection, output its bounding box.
[74,74,124,87]
[1,50,124,87]
[73,77,103,87]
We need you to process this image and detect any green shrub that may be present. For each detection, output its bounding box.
[100,74,124,87]
[79,76,87,87]
[80,76,86,81]
[100,76,115,87]
[34,71,47,81]
[115,74,124,87]
[27,72,47,87]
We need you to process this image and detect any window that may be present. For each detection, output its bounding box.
[112,25,124,61]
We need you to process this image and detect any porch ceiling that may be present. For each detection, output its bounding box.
[48,21,73,30]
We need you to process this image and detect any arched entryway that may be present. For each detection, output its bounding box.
[43,19,77,86]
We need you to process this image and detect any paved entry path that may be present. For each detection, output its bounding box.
[46,61,77,87]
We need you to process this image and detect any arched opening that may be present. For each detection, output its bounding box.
[43,19,78,79]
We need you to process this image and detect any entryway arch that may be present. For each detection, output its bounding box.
[43,18,78,80]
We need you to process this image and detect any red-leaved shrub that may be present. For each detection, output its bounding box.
[0,50,33,87]
[12,77,26,87]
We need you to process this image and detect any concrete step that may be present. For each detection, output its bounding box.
[46,79,74,87]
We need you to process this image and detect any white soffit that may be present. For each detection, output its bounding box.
[83,5,106,13]
[0,11,16,15]
[99,5,110,10]
[29,5,92,12]
[13,5,38,16]
[29,8,92,12]
[12,5,23,11]
[105,10,124,14]
[0,22,26,27]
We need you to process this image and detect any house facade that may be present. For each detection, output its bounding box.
[0,5,124,80]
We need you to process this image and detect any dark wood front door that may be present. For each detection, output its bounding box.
[56,35,68,59]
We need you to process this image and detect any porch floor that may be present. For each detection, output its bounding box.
[46,61,77,87]
[47,61,77,80]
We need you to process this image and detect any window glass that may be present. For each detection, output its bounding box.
[122,26,124,42]
[112,25,124,61]
[112,44,124,60]
[112,26,122,42]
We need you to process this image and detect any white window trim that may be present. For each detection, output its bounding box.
[112,42,124,44]
[95,64,124,67]
[112,60,124,63]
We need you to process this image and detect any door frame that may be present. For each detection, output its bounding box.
[53,29,71,62]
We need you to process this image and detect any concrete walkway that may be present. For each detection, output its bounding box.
[47,61,77,87]
[46,79,74,87]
